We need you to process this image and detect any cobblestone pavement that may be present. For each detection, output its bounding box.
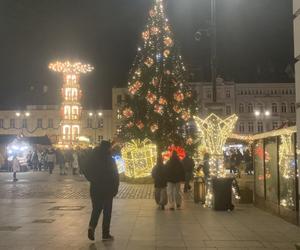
[0,170,300,250]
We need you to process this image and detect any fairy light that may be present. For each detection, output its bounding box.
[49,60,94,146]
[194,113,238,207]
[121,139,157,178]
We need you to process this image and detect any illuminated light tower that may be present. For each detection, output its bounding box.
[49,61,94,146]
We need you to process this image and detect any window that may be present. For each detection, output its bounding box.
[226,90,231,98]
[239,122,244,133]
[239,103,244,113]
[257,121,263,132]
[48,119,53,128]
[272,122,278,130]
[281,103,287,113]
[248,122,254,133]
[10,119,15,128]
[247,103,253,113]
[272,103,278,113]
[290,103,295,113]
[206,90,212,99]
[97,119,104,128]
[225,105,231,115]
[0,119,3,128]
[87,118,93,128]
[37,119,43,128]
[98,135,103,142]
[117,95,122,104]
[22,119,27,128]
[257,103,264,112]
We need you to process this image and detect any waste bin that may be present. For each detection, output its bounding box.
[194,177,206,204]
[212,177,234,211]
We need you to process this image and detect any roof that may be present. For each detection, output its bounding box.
[0,135,52,146]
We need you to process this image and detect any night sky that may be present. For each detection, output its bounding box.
[0,0,294,110]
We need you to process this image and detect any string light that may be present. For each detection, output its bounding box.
[49,61,94,75]
[121,139,157,178]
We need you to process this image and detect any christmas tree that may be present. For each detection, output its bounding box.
[120,0,197,153]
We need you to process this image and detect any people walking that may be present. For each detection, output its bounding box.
[46,149,56,174]
[12,156,20,181]
[87,141,119,241]
[152,155,167,210]
[56,149,66,175]
[72,151,79,175]
[31,150,39,171]
[165,151,185,210]
[182,153,195,193]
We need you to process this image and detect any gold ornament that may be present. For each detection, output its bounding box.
[158,97,167,105]
[123,108,134,118]
[136,120,144,130]
[164,37,173,47]
[144,57,154,68]
[121,139,157,178]
[151,77,159,86]
[186,137,193,145]
[163,49,170,58]
[181,110,190,121]
[173,105,182,113]
[149,9,157,17]
[151,26,160,35]
[142,31,150,40]
[146,91,157,104]
[154,104,164,115]
[129,80,143,95]
[174,91,185,102]
[150,123,159,133]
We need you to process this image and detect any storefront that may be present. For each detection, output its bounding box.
[253,127,299,225]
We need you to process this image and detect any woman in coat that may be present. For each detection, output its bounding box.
[152,155,167,210]
[88,140,119,241]
[165,151,185,210]
[12,156,20,181]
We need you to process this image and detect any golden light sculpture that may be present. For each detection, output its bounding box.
[194,113,238,177]
[121,139,157,178]
[49,60,94,146]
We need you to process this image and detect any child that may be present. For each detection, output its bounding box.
[152,155,167,210]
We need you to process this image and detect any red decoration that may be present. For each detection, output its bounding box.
[142,31,150,40]
[129,81,143,95]
[174,91,184,102]
[158,97,167,105]
[136,120,144,130]
[151,77,159,87]
[126,122,134,128]
[162,145,186,161]
[173,105,182,114]
[144,57,154,68]
[123,108,134,118]
[150,26,160,35]
[146,91,157,104]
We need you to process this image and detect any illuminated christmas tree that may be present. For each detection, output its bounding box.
[120,0,197,153]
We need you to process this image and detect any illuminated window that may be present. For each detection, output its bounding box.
[63,125,70,140]
[72,106,79,119]
[226,90,231,98]
[225,105,231,115]
[98,135,103,142]
[64,105,71,119]
[10,119,15,129]
[239,122,245,133]
[248,122,254,132]
[272,122,278,129]
[37,119,43,128]
[72,126,79,140]
[98,119,104,128]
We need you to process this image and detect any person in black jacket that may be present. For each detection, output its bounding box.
[182,154,195,192]
[88,141,119,241]
[165,151,185,210]
[152,155,167,210]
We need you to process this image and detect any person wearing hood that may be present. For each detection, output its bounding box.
[88,140,119,241]
[165,151,185,210]
[152,155,167,210]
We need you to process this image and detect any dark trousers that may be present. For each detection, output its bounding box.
[48,162,54,174]
[13,172,17,180]
[89,196,113,236]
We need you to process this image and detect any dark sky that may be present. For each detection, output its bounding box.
[0,0,294,109]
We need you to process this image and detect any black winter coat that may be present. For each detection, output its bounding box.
[152,164,167,188]
[165,159,185,183]
[182,157,195,174]
[88,149,119,199]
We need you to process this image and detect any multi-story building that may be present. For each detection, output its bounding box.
[113,79,296,136]
[0,105,112,145]
[192,78,296,134]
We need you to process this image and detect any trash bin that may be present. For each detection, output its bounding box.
[212,177,234,211]
[194,177,206,204]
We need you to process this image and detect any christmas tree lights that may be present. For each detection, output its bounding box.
[119,0,197,153]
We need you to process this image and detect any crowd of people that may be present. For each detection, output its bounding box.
[224,148,253,176]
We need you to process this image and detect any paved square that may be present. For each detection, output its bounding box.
[0,171,299,249]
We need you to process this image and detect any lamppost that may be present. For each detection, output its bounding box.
[254,109,271,132]
[15,112,30,135]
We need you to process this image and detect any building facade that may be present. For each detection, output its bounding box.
[191,79,296,134]
[0,105,112,145]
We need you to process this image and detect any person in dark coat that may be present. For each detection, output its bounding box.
[182,154,195,192]
[165,151,185,210]
[152,155,167,210]
[88,140,119,241]
[56,149,66,175]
